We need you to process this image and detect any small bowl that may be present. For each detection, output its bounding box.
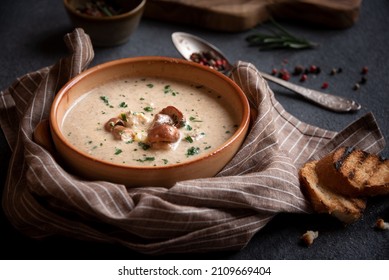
[50,56,250,187]
[63,0,145,46]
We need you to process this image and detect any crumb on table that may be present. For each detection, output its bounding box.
[301,230,319,247]
[375,218,389,230]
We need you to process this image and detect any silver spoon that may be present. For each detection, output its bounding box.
[172,32,361,113]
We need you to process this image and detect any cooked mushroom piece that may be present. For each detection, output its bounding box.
[104,117,125,132]
[160,106,185,128]
[148,123,180,143]
[152,113,174,127]
[112,126,134,141]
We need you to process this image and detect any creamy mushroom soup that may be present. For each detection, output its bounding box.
[61,76,239,167]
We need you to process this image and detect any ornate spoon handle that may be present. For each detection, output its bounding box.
[259,71,361,112]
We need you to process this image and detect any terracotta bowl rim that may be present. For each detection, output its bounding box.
[50,56,250,172]
[63,0,146,22]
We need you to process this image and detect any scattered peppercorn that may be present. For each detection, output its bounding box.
[361,66,369,75]
[281,72,291,81]
[293,65,305,75]
[189,51,228,72]
[309,65,318,74]
[360,76,367,84]
[268,62,369,92]
[277,68,290,79]
[329,67,342,75]
[353,83,360,91]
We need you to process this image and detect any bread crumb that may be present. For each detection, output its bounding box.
[301,230,319,246]
[375,218,389,230]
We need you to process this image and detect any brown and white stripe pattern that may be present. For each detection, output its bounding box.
[0,29,385,254]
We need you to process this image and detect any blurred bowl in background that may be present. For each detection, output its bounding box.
[63,0,145,47]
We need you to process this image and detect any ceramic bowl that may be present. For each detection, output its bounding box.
[63,0,145,46]
[50,56,250,187]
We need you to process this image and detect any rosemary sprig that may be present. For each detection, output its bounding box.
[246,19,318,50]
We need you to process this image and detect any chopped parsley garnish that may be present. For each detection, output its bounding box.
[162,159,168,164]
[164,85,171,93]
[100,95,109,104]
[189,116,202,122]
[186,146,200,156]
[144,106,153,112]
[120,113,127,122]
[186,124,193,131]
[119,102,128,108]
[138,142,151,150]
[135,156,155,162]
[100,96,113,108]
[185,136,194,143]
[114,148,123,155]
[163,85,179,96]
[146,83,154,88]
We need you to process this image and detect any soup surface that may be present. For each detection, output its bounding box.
[61,76,239,167]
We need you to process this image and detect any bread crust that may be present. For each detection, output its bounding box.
[315,147,389,197]
[299,160,366,224]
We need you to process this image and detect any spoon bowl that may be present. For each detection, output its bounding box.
[172,32,234,74]
[172,32,361,113]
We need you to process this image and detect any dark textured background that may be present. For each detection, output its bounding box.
[0,0,388,259]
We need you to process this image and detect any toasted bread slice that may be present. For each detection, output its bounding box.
[315,147,389,197]
[299,160,367,224]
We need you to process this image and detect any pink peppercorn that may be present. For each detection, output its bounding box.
[281,72,291,81]
[361,66,368,75]
[321,82,329,89]
[309,65,317,73]
[300,74,307,82]
[309,65,321,74]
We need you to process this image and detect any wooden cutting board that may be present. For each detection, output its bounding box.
[144,0,362,31]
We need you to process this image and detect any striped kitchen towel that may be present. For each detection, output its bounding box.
[0,29,385,254]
